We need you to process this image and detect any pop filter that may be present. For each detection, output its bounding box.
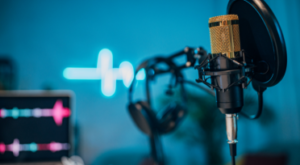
[227,0,287,87]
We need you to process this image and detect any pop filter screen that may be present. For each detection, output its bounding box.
[227,0,287,87]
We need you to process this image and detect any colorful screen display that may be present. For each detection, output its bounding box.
[0,95,71,163]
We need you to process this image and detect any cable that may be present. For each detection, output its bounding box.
[231,155,236,165]
[239,90,263,119]
[229,143,237,165]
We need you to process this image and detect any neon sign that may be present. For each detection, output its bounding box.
[63,49,145,97]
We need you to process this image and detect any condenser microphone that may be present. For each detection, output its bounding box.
[209,14,243,114]
[208,14,242,165]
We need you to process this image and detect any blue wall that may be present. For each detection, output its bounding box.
[0,0,300,164]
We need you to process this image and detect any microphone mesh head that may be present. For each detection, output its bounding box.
[209,14,241,58]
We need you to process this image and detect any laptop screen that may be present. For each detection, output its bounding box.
[0,92,71,163]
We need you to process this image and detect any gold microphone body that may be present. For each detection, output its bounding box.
[209,15,241,58]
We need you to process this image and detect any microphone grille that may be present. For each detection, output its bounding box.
[209,15,239,23]
[209,14,241,58]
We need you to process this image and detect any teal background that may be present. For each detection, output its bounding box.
[0,0,299,164]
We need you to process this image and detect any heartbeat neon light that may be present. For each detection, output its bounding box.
[0,139,69,157]
[63,49,145,97]
[0,100,70,126]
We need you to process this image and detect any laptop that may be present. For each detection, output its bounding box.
[0,91,73,165]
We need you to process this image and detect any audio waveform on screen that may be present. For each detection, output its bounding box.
[0,100,70,126]
[0,139,69,157]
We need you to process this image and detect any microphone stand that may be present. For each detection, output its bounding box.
[145,70,165,165]
[142,47,201,165]
[149,132,164,165]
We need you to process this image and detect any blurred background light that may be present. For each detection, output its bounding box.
[63,49,145,96]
